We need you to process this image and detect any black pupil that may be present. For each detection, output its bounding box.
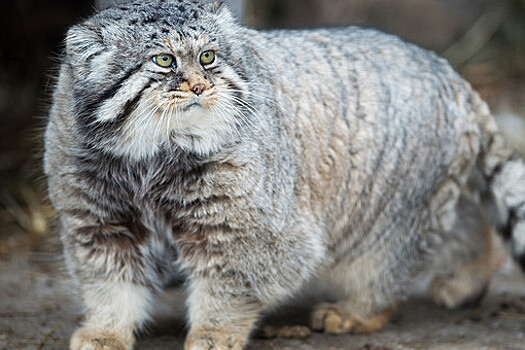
[162,56,169,61]
[204,53,209,58]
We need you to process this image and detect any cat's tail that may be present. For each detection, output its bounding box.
[474,94,525,269]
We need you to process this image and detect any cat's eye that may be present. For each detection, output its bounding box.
[200,50,215,65]
[153,54,175,68]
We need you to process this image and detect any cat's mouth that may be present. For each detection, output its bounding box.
[182,102,200,111]
[160,90,218,112]
[177,93,219,111]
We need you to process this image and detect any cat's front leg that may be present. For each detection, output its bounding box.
[69,280,153,350]
[184,276,263,350]
[62,217,158,350]
[180,228,322,349]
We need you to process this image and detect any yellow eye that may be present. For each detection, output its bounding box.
[200,50,215,65]
[153,54,175,68]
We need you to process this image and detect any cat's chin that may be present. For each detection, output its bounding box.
[111,106,239,160]
[170,106,240,155]
[181,102,200,111]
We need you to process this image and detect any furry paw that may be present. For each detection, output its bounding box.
[184,330,245,350]
[310,302,397,334]
[430,276,488,309]
[70,328,133,350]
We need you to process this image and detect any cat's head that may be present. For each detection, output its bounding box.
[64,0,252,159]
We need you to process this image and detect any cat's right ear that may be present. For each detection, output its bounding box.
[65,24,105,65]
[212,1,224,10]
[208,0,236,24]
[208,0,229,15]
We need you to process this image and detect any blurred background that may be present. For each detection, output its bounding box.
[2,0,525,274]
[2,1,525,348]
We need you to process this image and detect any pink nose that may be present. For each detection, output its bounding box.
[192,83,205,95]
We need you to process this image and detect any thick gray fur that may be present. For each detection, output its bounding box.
[44,1,525,349]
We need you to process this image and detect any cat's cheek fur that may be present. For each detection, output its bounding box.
[112,104,238,159]
[96,74,151,123]
[109,101,166,159]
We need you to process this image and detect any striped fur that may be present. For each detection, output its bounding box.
[44,1,525,349]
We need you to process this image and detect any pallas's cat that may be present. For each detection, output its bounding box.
[44,1,525,349]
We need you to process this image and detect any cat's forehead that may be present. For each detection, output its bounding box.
[93,0,217,40]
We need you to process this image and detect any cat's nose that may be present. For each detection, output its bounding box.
[192,83,206,95]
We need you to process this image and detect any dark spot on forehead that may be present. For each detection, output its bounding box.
[96,1,213,41]
[150,33,158,40]
[142,16,157,25]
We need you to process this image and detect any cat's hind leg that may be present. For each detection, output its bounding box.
[428,194,507,309]
[309,247,407,334]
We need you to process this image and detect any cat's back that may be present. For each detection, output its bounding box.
[250,25,472,116]
[247,26,479,152]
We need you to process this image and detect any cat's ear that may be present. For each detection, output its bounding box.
[208,0,230,15]
[65,23,105,65]
[208,0,236,24]
[212,1,225,11]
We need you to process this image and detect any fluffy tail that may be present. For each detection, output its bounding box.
[475,95,525,269]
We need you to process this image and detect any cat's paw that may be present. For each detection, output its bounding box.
[430,276,488,309]
[184,330,245,350]
[310,302,397,334]
[70,328,133,350]
[310,303,356,334]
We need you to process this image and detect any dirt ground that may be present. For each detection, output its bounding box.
[1,233,525,350]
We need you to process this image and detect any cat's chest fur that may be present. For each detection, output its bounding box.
[76,145,267,236]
